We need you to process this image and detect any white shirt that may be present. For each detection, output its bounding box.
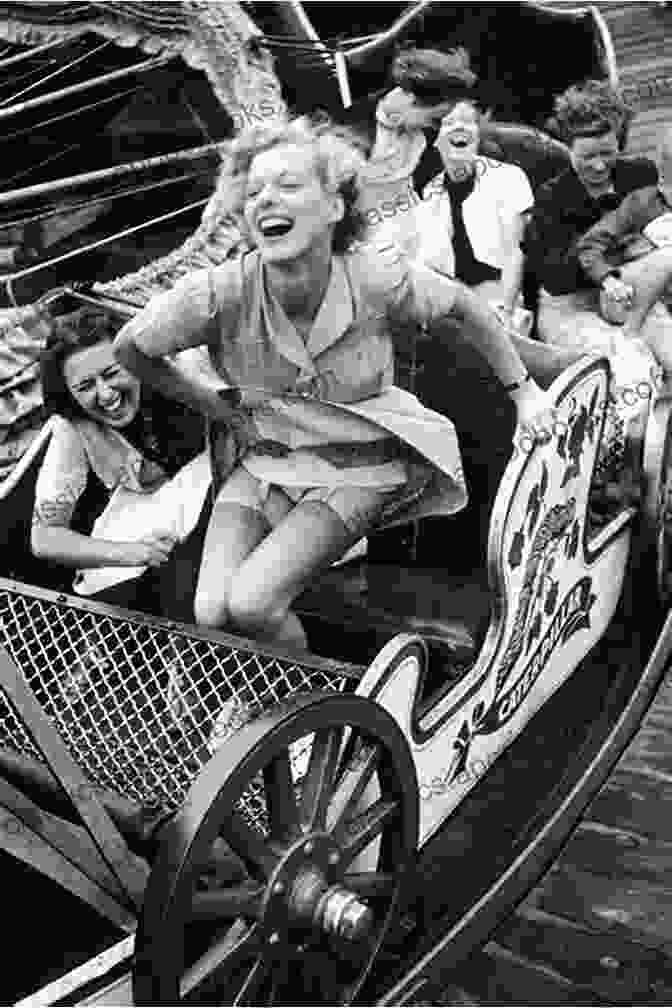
[411,158,534,277]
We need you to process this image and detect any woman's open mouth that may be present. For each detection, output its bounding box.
[443,134,474,150]
[257,215,294,239]
[584,171,609,187]
[100,392,125,418]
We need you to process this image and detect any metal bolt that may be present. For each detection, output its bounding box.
[296,943,305,955]
[600,955,621,970]
[268,931,280,945]
[303,840,314,856]
[320,886,374,942]
[272,881,285,895]
[328,851,340,866]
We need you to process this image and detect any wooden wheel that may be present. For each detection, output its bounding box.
[644,397,672,605]
[657,455,672,606]
[133,691,418,1005]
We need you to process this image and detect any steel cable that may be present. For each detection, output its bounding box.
[0,168,215,232]
[0,39,113,107]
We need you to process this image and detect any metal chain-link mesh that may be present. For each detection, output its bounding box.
[0,585,360,815]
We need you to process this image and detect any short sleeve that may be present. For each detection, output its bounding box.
[351,242,458,325]
[33,417,89,528]
[503,163,534,217]
[115,261,242,357]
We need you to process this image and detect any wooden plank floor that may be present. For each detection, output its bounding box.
[444,673,672,1005]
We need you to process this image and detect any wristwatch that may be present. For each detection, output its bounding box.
[503,373,531,394]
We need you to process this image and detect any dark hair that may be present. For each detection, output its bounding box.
[546,79,633,147]
[40,299,205,473]
[391,47,477,106]
[221,116,367,253]
[40,305,121,421]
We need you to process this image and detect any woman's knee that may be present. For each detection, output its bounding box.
[227,577,283,637]
[194,569,274,633]
[194,564,235,627]
[193,586,229,628]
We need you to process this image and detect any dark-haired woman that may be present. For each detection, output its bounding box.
[115,117,553,651]
[359,47,477,255]
[31,308,211,617]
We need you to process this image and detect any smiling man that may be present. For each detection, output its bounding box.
[575,124,672,370]
[522,79,658,354]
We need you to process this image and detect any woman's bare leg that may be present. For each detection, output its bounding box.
[227,490,385,649]
[193,501,269,628]
[193,467,294,628]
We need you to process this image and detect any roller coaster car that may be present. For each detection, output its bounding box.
[2,353,672,1006]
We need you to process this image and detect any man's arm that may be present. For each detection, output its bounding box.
[576,191,648,285]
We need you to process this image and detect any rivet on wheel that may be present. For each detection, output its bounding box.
[268,931,280,945]
[272,881,285,895]
[303,840,314,855]
[328,851,340,865]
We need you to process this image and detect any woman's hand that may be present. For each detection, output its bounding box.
[599,276,634,325]
[125,533,176,568]
[490,300,514,328]
[377,87,432,132]
[509,377,557,451]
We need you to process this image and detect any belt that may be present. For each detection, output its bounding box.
[249,437,403,468]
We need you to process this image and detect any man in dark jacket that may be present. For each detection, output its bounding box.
[574,126,672,369]
[522,80,658,355]
[526,155,658,296]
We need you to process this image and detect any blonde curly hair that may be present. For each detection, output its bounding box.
[219,117,367,253]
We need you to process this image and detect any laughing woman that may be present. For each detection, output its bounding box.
[31,305,211,618]
[114,117,550,650]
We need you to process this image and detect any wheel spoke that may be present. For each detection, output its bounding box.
[343,870,396,900]
[326,741,382,832]
[263,747,301,842]
[233,957,271,1006]
[299,725,344,829]
[222,810,279,879]
[308,940,341,1004]
[336,797,399,865]
[267,955,292,1006]
[180,918,259,998]
[190,881,264,921]
[202,836,246,886]
[136,695,419,1006]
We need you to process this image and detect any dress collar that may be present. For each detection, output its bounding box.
[75,419,166,491]
[260,255,354,373]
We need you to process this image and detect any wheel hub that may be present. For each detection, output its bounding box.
[317,884,375,942]
[261,832,373,953]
